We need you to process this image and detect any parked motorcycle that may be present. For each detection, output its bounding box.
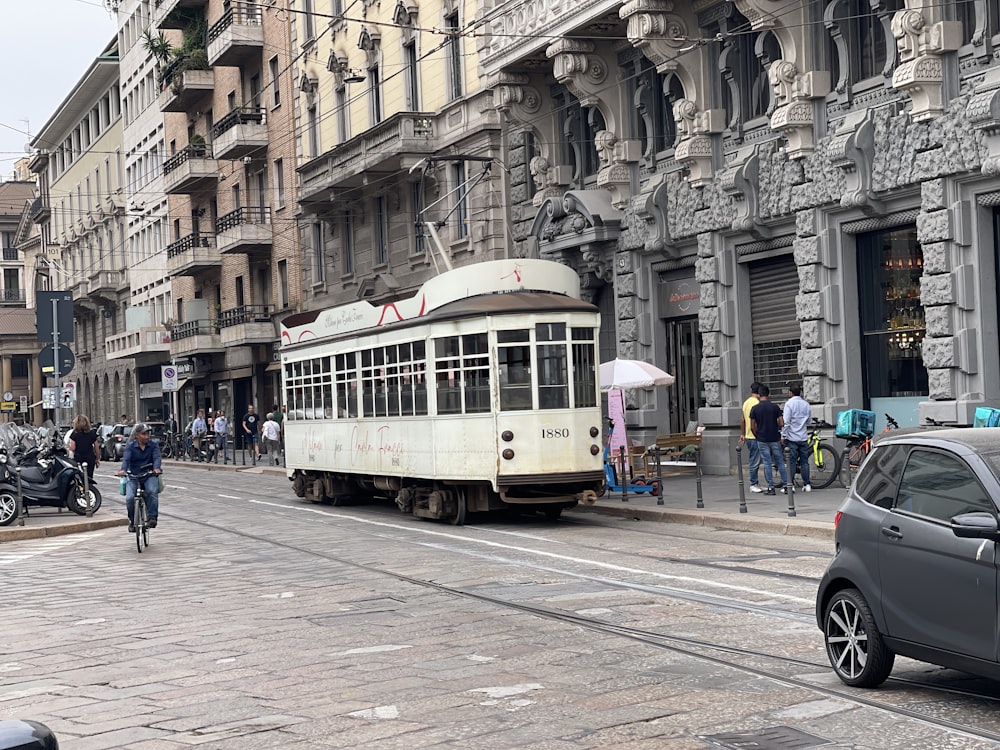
[0,424,102,526]
[181,429,216,463]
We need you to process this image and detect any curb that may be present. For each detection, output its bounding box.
[0,517,129,543]
[572,504,834,540]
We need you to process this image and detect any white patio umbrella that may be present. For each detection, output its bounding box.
[599,358,675,391]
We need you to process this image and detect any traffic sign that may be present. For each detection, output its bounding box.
[38,344,75,375]
[42,388,57,409]
[162,365,179,392]
[19,396,27,413]
[36,291,74,343]
[0,402,16,413]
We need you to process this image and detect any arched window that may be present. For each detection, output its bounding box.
[825,0,902,93]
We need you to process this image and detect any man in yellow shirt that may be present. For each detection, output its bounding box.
[739,382,763,493]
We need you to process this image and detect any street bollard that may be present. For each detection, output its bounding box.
[617,445,628,502]
[695,446,704,509]
[82,464,92,517]
[783,444,797,518]
[15,466,23,527]
[736,443,747,513]
[652,445,664,505]
[241,435,246,466]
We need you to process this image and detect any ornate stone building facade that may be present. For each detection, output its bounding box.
[480,0,1000,472]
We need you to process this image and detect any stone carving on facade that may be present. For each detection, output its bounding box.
[358,27,380,68]
[890,9,961,122]
[632,174,671,254]
[829,109,884,214]
[718,145,768,238]
[530,190,620,291]
[619,0,688,74]
[593,130,634,209]
[490,72,542,126]
[529,155,570,208]
[673,99,724,187]
[965,67,1000,176]
[768,60,829,159]
[546,39,610,115]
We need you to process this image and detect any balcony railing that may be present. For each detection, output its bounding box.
[219,304,271,328]
[172,318,220,340]
[163,143,212,175]
[0,288,25,304]
[2,247,17,261]
[208,1,263,43]
[166,232,212,258]
[212,106,265,139]
[216,206,270,232]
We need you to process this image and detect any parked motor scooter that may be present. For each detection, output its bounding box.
[0,429,102,526]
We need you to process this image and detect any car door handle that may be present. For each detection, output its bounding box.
[880,525,903,539]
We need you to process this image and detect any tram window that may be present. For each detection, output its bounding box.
[537,344,569,409]
[572,339,598,408]
[536,322,566,342]
[435,337,462,414]
[463,333,490,413]
[498,329,529,343]
[499,345,532,411]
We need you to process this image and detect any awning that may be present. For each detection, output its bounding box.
[264,362,282,372]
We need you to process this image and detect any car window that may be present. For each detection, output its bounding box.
[854,444,908,508]
[895,449,995,521]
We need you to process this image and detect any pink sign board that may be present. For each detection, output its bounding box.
[607,388,630,472]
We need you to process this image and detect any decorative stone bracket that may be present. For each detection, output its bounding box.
[965,67,1000,175]
[490,72,542,126]
[718,145,767,238]
[768,61,829,159]
[546,39,609,113]
[594,131,640,209]
[829,108,884,214]
[529,156,572,207]
[673,100,725,187]
[619,0,689,74]
[633,174,671,254]
[891,10,961,122]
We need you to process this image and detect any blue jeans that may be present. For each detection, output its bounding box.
[759,441,788,488]
[745,438,761,486]
[126,475,160,522]
[787,439,810,486]
[216,433,228,462]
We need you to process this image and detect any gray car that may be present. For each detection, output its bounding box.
[816,428,1000,688]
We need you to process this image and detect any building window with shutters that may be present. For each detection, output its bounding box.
[749,254,801,394]
[858,226,927,407]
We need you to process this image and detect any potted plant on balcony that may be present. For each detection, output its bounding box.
[188,133,207,157]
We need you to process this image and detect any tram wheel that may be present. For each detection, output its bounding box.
[449,489,467,526]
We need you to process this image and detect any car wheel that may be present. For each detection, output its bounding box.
[0,489,17,526]
[823,587,895,688]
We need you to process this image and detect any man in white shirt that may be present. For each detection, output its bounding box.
[782,383,812,491]
[213,410,229,464]
[261,413,281,466]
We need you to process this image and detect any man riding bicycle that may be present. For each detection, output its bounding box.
[116,423,163,533]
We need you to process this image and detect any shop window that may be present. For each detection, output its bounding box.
[858,227,928,400]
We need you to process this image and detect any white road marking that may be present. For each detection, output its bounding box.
[0,535,101,566]
[247,498,813,604]
[217,494,241,500]
[259,592,295,599]
[348,705,398,719]
[468,683,543,699]
[473,527,565,544]
[331,645,412,656]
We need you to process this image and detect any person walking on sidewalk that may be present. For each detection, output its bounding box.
[261,413,281,465]
[242,405,260,460]
[739,382,762,493]
[750,385,786,495]
[213,410,229,464]
[782,382,812,491]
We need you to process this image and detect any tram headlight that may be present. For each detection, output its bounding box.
[502,448,515,460]
[590,426,599,438]
[501,430,514,442]
[590,444,600,455]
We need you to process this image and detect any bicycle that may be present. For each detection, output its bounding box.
[799,419,840,490]
[839,413,899,488]
[124,464,157,553]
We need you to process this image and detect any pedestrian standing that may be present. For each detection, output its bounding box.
[214,410,229,464]
[749,385,786,495]
[739,382,762,493]
[242,405,260,459]
[191,409,207,460]
[782,383,812,492]
[69,415,100,482]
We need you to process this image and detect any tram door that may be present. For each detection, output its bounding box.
[665,318,702,433]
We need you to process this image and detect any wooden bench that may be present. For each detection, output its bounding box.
[648,428,703,475]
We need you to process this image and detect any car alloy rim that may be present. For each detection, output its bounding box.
[826,597,868,680]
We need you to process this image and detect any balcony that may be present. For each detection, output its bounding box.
[1,247,18,262]
[163,145,218,195]
[154,0,209,30]
[30,197,50,224]
[159,65,214,113]
[166,232,220,276]
[207,2,264,67]
[299,112,437,209]
[170,319,225,356]
[106,326,172,361]
[219,305,274,347]
[89,269,121,301]
[215,206,272,256]
[212,107,268,159]
[0,288,25,306]
[71,279,95,312]
[102,193,126,217]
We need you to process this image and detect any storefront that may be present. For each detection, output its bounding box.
[658,272,702,433]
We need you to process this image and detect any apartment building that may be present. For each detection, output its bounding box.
[472,0,1000,472]
[151,0,303,420]
[291,0,506,310]
[28,37,127,424]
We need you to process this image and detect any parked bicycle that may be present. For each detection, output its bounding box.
[799,418,840,490]
[839,412,898,488]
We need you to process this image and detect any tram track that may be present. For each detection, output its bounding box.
[104,488,1000,743]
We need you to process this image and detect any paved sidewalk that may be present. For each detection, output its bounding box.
[1,460,842,542]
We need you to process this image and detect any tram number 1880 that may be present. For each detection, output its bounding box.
[541,428,570,439]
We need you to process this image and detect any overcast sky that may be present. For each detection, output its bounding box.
[0,0,117,177]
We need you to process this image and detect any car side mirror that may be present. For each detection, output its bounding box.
[951,512,1000,541]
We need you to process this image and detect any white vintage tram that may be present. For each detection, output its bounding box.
[279,259,605,522]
